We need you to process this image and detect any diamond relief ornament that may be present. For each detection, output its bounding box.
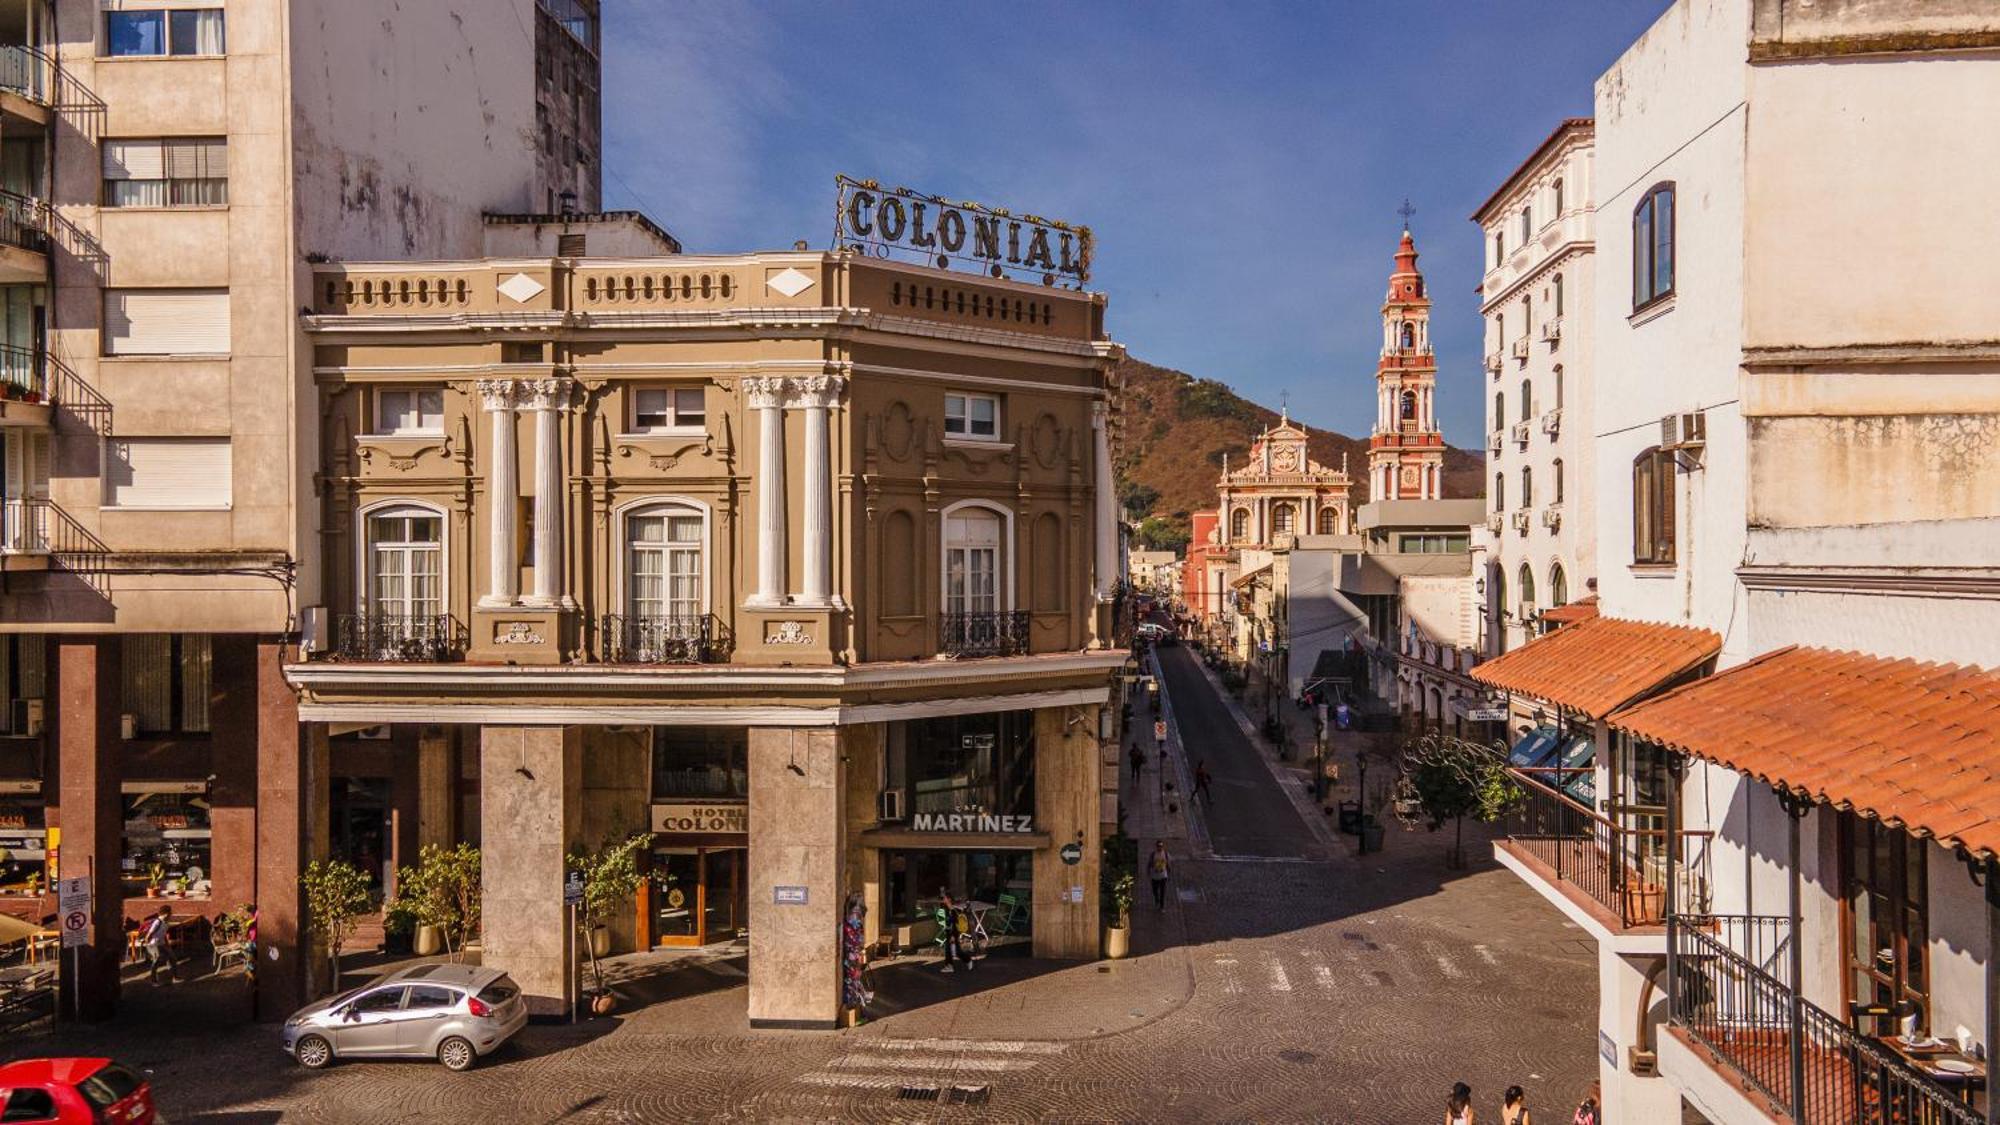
[497,272,547,304]
[766,267,815,298]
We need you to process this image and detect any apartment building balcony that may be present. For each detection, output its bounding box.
[598,613,727,665]
[1484,350,1503,375]
[0,191,48,285]
[1668,915,1985,1125]
[332,614,463,663]
[0,344,47,426]
[0,495,45,560]
[940,610,1031,658]
[0,43,53,123]
[1511,420,1532,448]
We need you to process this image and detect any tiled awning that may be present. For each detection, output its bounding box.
[1540,595,1599,625]
[1610,646,2000,858]
[1469,614,1721,720]
[1231,563,1272,590]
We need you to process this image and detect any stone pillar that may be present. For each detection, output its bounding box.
[478,380,522,606]
[524,379,570,607]
[255,643,328,1019]
[746,727,843,1028]
[206,634,259,912]
[745,377,789,607]
[1032,705,1103,960]
[580,726,651,954]
[54,637,121,1021]
[794,375,843,607]
[839,724,885,950]
[415,730,453,854]
[1091,401,1116,599]
[480,725,582,1017]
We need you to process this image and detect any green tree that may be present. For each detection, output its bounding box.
[300,859,372,994]
[1395,732,1522,868]
[566,832,654,993]
[398,842,483,960]
[1118,480,1162,520]
[1132,515,1190,553]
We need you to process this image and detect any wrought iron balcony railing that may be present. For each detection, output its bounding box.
[333,613,460,662]
[599,613,724,664]
[0,44,53,105]
[0,343,46,403]
[940,609,1031,658]
[0,496,46,554]
[1671,915,1983,1125]
[1493,762,1710,928]
[0,190,48,256]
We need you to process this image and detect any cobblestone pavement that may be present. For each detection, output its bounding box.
[4,660,1599,1124]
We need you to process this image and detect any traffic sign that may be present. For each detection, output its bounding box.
[563,869,585,906]
[58,877,92,948]
[1059,842,1083,866]
[62,910,89,948]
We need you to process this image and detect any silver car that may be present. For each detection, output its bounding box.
[281,963,528,1071]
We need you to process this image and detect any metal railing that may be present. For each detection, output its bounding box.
[940,609,1031,658]
[333,614,460,662]
[0,496,46,553]
[1495,765,1707,928]
[0,44,52,104]
[0,190,47,256]
[1672,918,1983,1125]
[0,343,45,401]
[599,612,723,664]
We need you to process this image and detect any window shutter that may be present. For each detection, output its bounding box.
[162,138,226,179]
[103,139,164,180]
[103,437,232,508]
[27,431,49,497]
[104,289,230,355]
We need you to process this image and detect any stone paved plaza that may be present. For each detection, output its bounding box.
[4,652,1597,1123]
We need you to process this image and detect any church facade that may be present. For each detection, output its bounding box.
[1217,413,1353,547]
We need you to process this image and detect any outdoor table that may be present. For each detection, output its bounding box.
[1878,1035,1987,1104]
[962,900,995,931]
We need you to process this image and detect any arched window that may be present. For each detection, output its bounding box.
[1317,508,1340,535]
[1548,562,1569,608]
[1230,508,1250,541]
[1633,446,1677,564]
[1493,391,1505,432]
[1493,231,1505,266]
[1272,504,1296,536]
[1553,365,1564,408]
[944,506,1004,615]
[1553,458,1565,503]
[1521,466,1533,508]
[1520,207,1532,244]
[1523,296,1533,342]
[1496,312,1505,346]
[1401,323,1415,348]
[1553,178,1565,216]
[365,504,442,619]
[1519,379,1532,422]
[1553,273,1565,316]
[1518,563,1537,615]
[1401,390,1417,421]
[1493,472,1505,511]
[626,503,705,622]
[1633,182,1676,310]
[1493,567,1508,644]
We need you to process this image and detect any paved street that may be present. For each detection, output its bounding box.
[5,658,1598,1123]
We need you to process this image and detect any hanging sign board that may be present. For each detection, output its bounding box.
[651,803,748,836]
[835,175,1093,284]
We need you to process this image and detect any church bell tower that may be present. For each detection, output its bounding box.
[1368,220,1444,500]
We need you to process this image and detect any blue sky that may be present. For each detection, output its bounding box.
[602,1,1668,448]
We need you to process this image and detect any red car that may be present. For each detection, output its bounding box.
[0,1058,157,1124]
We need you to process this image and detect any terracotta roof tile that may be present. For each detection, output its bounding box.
[1540,596,1600,625]
[1609,647,2000,858]
[1468,615,1721,719]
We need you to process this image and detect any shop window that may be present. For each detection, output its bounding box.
[883,849,1034,932]
[121,634,210,734]
[0,633,46,735]
[121,782,213,898]
[1843,813,1929,1033]
[1632,446,1677,565]
[0,792,46,894]
[891,711,1034,821]
[652,726,747,800]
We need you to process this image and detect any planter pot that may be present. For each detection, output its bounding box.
[413,924,444,957]
[589,925,612,959]
[383,930,414,956]
[146,886,160,898]
[1359,821,1386,854]
[591,991,616,1016]
[1103,923,1131,960]
[1622,884,1666,925]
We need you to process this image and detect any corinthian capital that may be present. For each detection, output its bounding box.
[476,379,524,412]
[742,375,791,410]
[789,374,848,410]
[519,377,576,411]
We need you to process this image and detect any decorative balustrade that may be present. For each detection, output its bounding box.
[940,610,1031,658]
[599,613,725,664]
[0,497,46,554]
[333,614,461,662]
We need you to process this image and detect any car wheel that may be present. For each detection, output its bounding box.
[295,1034,334,1069]
[437,1035,477,1072]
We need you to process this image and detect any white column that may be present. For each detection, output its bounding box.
[1092,401,1116,600]
[746,376,790,607]
[794,374,844,607]
[524,379,571,606]
[478,380,521,606]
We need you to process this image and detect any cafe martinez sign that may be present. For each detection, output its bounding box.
[910,812,1035,834]
[834,175,1093,285]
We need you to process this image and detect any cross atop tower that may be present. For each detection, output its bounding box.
[1397,198,1417,231]
[1279,390,1290,422]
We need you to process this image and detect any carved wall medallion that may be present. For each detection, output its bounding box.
[881,401,915,462]
[765,620,813,646]
[494,622,544,645]
[1031,412,1062,469]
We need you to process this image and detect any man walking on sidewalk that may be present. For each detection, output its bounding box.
[1129,742,1146,783]
[1194,760,1213,805]
[1147,841,1172,910]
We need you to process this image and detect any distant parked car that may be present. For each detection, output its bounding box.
[1135,622,1178,645]
[0,1058,158,1124]
[282,963,527,1072]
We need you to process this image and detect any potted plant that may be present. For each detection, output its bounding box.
[382,895,418,956]
[146,863,165,898]
[1100,830,1137,959]
[22,871,40,898]
[566,831,654,1014]
[299,858,371,995]
[397,843,482,960]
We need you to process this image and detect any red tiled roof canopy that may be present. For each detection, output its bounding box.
[1610,647,2000,859]
[1469,614,1721,719]
[1541,596,1600,625]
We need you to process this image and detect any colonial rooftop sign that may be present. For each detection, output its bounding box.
[834,175,1092,285]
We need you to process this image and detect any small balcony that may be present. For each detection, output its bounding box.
[0,43,52,113]
[0,190,47,285]
[1511,421,1532,448]
[940,610,1030,658]
[1541,504,1563,531]
[0,495,45,555]
[599,613,726,664]
[1494,764,1710,931]
[1541,316,1563,343]
[333,614,462,662]
[1671,915,1985,1125]
[1487,429,1503,455]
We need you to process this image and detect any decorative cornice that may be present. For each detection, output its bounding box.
[1737,564,2000,601]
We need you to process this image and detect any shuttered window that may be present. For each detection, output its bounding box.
[103,138,228,207]
[121,634,210,733]
[103,289,229,356]
[103,437,231,509]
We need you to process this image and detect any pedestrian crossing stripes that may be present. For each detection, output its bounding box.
[781,1037,1070,1100]
[1209,938,1500,998]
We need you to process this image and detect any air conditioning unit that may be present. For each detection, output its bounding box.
[879,789,906,822]
[1541,316,1563,342]
[1510,510,1532,532]
[1541,505,1563,530]
[300,605,329,655]
[1484,351,1503,374]
[11,698,42,736]
[1511,421,1532,447]
[1485,512,1505,534]
[1660,410,1708,449]
[1487,430,1503,454]
[1541,408,1562,438]
[1510,338,1530,360]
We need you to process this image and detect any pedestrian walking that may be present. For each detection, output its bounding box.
[1193,760,1213,804]
[936,890,973,974]
[1129,742,1146,783]
[1445,1082,1476,1125]
[1500,1086,1531,1125]
[141,905,177,985]
[1569,1094,1598,1125]
[1147,841,1171,910]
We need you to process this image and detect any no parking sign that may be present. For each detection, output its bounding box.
[58,876,91,947]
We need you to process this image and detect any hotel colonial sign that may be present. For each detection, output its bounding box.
[834,175,1093,285]
[651,803,748,836]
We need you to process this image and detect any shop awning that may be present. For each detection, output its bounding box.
[1231,563,1272,590]
[1609,646,2000,858]
[1470,614,1720,720]
[1540,595,1599,625]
